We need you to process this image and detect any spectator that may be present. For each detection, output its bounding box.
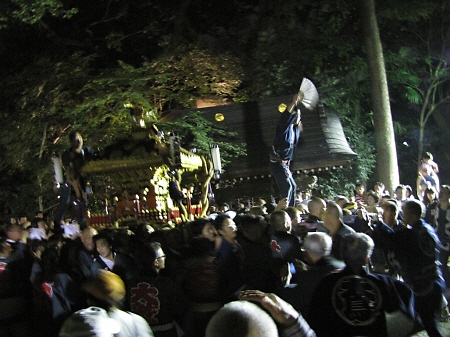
[308,233,415,337]
[93,231,136,289]
[0,231,33,337]
[281,232,343,317]
[373,199,446,337]
[425,185,450,290]
[269,92,306,207]
[317,201,355,261]
[297,197,326,234]
[365,190,382,215]
[417,152,440,201]
[374,181,387,198]
[206,290,316,337]
[59,270,153,337]
[212,214,244,303]
[354,182,367,207]
[237,214,281,293]
[129,242,187,337]
[269,210,303,283]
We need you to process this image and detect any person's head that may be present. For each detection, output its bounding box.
[148,242,166,273]
[47,233,65,252]
[341,233,374,270]
[83,270,126,310]
[322,201,343,227]
[28,239,47,259]
[41,248,62,283]
[93,232,114,259]
[296,203,308,214]
[423,152,433,162]
[30,217,47,230]
[440,185,450,203]
[213,214,237,242]
[334,196,350,209]
[269,210,292,232]
[218,203,230,213]
[254,198,266,207]
[402,200,424,226]
[59,306,120,337]
[81,227,98,252]
[308,197,326,219]
[355,182,365,196]
[285,206,302,228]
[425,188,436,203]
[378,194,391,208]
[5,223,22,242]
[240,214,267,242]
[188,218,216,241]
[248,206,266,216]
[366,191,379,207]
[395,185,406,201]
[17,214,28,225]
[405,185,413,198]
[373,182,385,196]
[302,232,332,264]
[69,131,83,152]
[381,200,399,226]
[206,300,278,337]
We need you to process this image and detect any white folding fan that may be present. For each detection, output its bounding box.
[299,78,319,111]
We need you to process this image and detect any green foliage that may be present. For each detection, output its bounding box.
[314,113,376,198]
[309,59,376,197]
[158,111,246,169]
[149,45,244,100]
[1,0,449,212]
[0,0,77,28]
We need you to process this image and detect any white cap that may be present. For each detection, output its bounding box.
[59,307,120,337]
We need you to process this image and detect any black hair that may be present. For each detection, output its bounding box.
[366,191,380,203]
[403,200,424,218]
[187,218,212,238]
[212,213,231,231]
[93,231,115,249]
[69,131,79,142]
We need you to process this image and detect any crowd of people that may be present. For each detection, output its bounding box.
[1,179,450,337]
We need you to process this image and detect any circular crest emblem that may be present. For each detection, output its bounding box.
[332,275,382,326]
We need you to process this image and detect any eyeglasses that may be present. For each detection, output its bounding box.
[156,255,166,260]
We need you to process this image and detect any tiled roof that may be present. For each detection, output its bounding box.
[166,95,357,180]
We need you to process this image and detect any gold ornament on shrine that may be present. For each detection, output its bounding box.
[215,113,225,122]
[278,103,287,113]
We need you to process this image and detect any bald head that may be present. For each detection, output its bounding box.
[81,227,98,252]
[269,210,291,232]
[206,301,278,337]
[325,201,343,221]
[308,197,326,218]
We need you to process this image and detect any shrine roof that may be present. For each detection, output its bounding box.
[163,95,357,181]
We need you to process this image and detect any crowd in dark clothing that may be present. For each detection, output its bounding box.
[1,185,449,337]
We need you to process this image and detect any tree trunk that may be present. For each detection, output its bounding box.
[37,123,48,212]
[359,0,399,194]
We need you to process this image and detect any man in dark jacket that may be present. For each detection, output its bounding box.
[308,233,415,337]
[373,199,446,337]
[269,93,304,207]
[280,232,343,317]
[53,131,99,232]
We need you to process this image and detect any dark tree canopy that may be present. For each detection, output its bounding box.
[1,0,449,213]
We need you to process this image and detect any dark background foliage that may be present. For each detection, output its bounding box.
[1,0,449,214]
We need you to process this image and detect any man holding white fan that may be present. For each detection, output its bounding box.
[270,78,319,207]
